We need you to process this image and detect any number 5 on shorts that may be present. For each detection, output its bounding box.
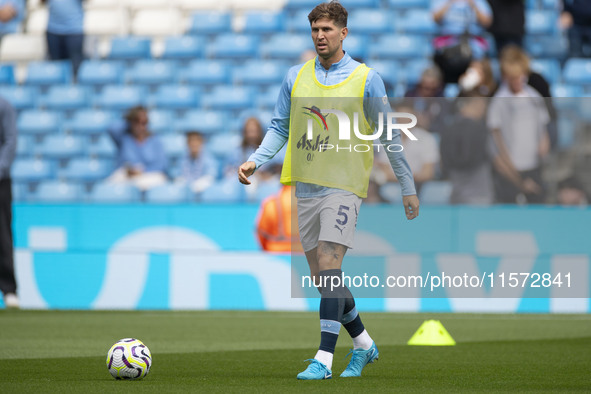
[337,205,349,225]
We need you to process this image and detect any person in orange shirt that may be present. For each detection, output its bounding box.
[256,185,303,253]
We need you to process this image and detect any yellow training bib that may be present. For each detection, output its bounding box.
[280,58,374,198]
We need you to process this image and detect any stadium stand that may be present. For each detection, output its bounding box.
[0,0,588,205]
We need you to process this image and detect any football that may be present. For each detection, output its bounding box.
[106,338,152,380]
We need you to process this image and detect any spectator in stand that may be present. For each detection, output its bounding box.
[404,66,448,133]
[176,131,218,194]
[41,0,84,78]
[488,48,550,204]
[432,0,493,83]
[487,0,525,54]
[458,58,498,96]
[557,176,588,206]
[441,92,493,204]
[500,46,558,149]
[0,0,24,39]
[0,97,18,308]
[106,106,168,191]
[374,100,439,194]
[224,117,264,176]
[561,0,591,58]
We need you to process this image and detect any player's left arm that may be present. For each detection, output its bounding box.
[364,70,419,220]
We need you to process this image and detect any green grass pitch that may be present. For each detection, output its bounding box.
[0,310,589,393]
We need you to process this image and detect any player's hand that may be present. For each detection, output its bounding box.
[521,178,541,195]
[238,161,256,185]
[403,195,420,220]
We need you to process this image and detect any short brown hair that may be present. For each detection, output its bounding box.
[500,45,530,76]
[186,131,204,140]
[124,106,147,123]
[308,1,348,28]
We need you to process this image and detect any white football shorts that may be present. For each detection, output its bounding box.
[297,192,362,252]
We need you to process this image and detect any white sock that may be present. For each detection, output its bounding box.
[314,350,333,370]
[352,329,373,350]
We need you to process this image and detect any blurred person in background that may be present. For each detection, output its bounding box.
[432,0,493,83]
[176,131,218,194]
[0,0,24,39]
[500,46,558,149]
[488,47,550,204]
[106,106,167,191]
[440,92,493,204]
[404,66,448,133]
[255,185,303,252]
[561,0,591,58]
[0,97,18,308]
[556,176,588,206]
[486,0,525,54]
[374,100,439,195]
[41,0,84,78]
[224,117,264,176]
[457,58,497,96]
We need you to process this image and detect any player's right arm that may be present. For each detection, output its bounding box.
[238,65,301,185]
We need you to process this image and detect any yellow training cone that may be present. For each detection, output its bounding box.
[407,320,456,346]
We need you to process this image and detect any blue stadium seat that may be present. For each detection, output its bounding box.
[145,183,190,203]
[62,158,113,182]
[542,0,559,9]
[404,59,433,85]
[87,135,116,159]
[557,116,576,149]
[243,11,286,34]
[419,181,452,205]
[444,83,459,98]
[0,86,39,110]
[37,134,85,159]
[31,181,83,203]
[11,183,26,202]
[256,84,281,109]
[380,182,402,204]
[151,85,200,110]
[287,9,312,33]
[348,9,393,35]
[95,85,147,110]
[16,135,32,158]
[66,109,114,135]
[563,58,591,85]
[208,132,242,159]
[387,0,429,8]
[260,34,312,60]
[529,59,561,84]
[284,0,323,11]
[25,61,72,86]
[232,60,289,86]
[206,34,259,59]
[159,134,186,159]
[108,37,152,60]
[88,182,142,203]
[398,9,437,35]
[127,60,177,85]
[175,110,227,134]
[78,60,124,87]
[187,12,232,35]
[148,109,174,134]
[160,36,204,60]
[343,35,368,61]
[202,86,254,111]
[43,85,90,110]
[367,60,402,87]
[17,110,62,136]
[525,10,557,35]
[339,0,380,8]
[0,64,15,85]
[182,60,231,86]
[200,178,244,203]
[524,35,567,59]
[369,35,431,59]
[11,159,54,183]
[551,84,583,98]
